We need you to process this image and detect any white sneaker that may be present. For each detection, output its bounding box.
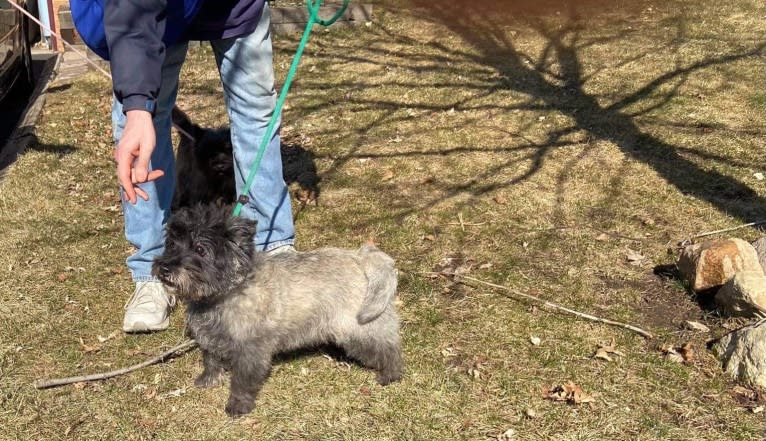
[123,281,176,333]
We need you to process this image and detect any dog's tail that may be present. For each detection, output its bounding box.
[356,245,398,325]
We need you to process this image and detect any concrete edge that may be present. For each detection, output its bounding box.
[0,52,62,174]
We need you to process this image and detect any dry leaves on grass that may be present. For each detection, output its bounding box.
[545,381,594,405]
[731,385,766,413]
[659,342,694,364]
[593,338,626,362]
[441,346,488,380]
[625,248,646,266]
[78,338,102,354]
[684,320,710,333]
[432,255,474,277]
[496,428,516,440]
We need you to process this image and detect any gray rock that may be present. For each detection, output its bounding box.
[751,237,766,272]
[715,271,766,317]
[710,319,766,389]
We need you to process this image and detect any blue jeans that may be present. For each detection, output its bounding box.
[112,4,295,282]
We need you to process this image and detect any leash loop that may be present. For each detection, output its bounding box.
[308,0,349,27]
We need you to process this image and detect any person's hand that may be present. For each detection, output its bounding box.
[115,110,164,204]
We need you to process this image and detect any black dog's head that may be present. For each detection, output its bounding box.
[172,108,234,180]
[152,204,257,302]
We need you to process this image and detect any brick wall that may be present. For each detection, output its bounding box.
[52,0,70,50]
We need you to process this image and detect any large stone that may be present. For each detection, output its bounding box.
[710,319,766,389]
[751,237,766,272]
[715,271,766,317]
[677,238,763,292]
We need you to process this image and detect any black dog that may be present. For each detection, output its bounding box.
[171,109,320,209]
[171,108,236,210]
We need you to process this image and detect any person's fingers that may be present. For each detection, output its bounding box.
[134,137,154,183]
[117,149,137,204]
[146,170,165,181]
[135,186,150,202]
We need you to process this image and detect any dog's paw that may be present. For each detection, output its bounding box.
[225,397,255,418]
[194,371,224,388]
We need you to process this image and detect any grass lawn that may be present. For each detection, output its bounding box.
[1,0,765,439]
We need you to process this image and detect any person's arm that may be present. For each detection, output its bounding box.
[104,0,168,204]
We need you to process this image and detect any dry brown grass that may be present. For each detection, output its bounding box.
[1,0,765,439]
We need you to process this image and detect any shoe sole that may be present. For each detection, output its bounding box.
[123,317,170,333]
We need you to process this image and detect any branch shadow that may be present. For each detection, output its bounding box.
[281,0,765,225]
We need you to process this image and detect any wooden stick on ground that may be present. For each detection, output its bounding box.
[428,272,653,339]
[34,339,198,390]
[690,220,766,240]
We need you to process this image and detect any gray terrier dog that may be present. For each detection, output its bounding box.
[152,204,403,417]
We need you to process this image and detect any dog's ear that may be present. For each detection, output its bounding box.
[226,215,257,252]
[172,107,200,142]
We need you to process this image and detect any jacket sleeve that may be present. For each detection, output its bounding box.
[103,0,168,113]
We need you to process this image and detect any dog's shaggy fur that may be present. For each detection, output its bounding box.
[152,204,403,417]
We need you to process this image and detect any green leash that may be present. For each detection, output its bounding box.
[231,0,350,217]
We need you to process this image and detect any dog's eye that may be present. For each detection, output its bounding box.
[194,245,206,257]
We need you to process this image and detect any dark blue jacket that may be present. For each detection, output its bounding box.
[104,0,265,113]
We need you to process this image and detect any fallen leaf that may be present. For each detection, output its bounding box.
[467,356,486,380]
[625,248,645,266]
[143,387,157,400]
[381,170,395,181]
[497,428,516,440]
[593,338,626,362]
[78,338,102,354]
[640,216,655,226]
[239,417,261,430]
[684,321,710,333]
[755,172,764,181]
[479,263,493,270]
[97,331,119,343]
[530,336,541,346]
[659,344,685,364]
[433,256,473,277]
[57,273,68,282]
[493,195,507,205]
[359,386,371,396]
[545,381,594,405]
[524,408,537,419]
[752,405,764,414]
[157,388,186,400]
[679,342,694,363]
[595,233,609,242]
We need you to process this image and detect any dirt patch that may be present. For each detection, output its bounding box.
[633,268,706,331]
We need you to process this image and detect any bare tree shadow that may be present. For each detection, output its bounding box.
[281,0,765,224]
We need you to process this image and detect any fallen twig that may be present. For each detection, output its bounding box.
[687,220,766,241]
[34,339,198,389]
[425,272,653,339]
